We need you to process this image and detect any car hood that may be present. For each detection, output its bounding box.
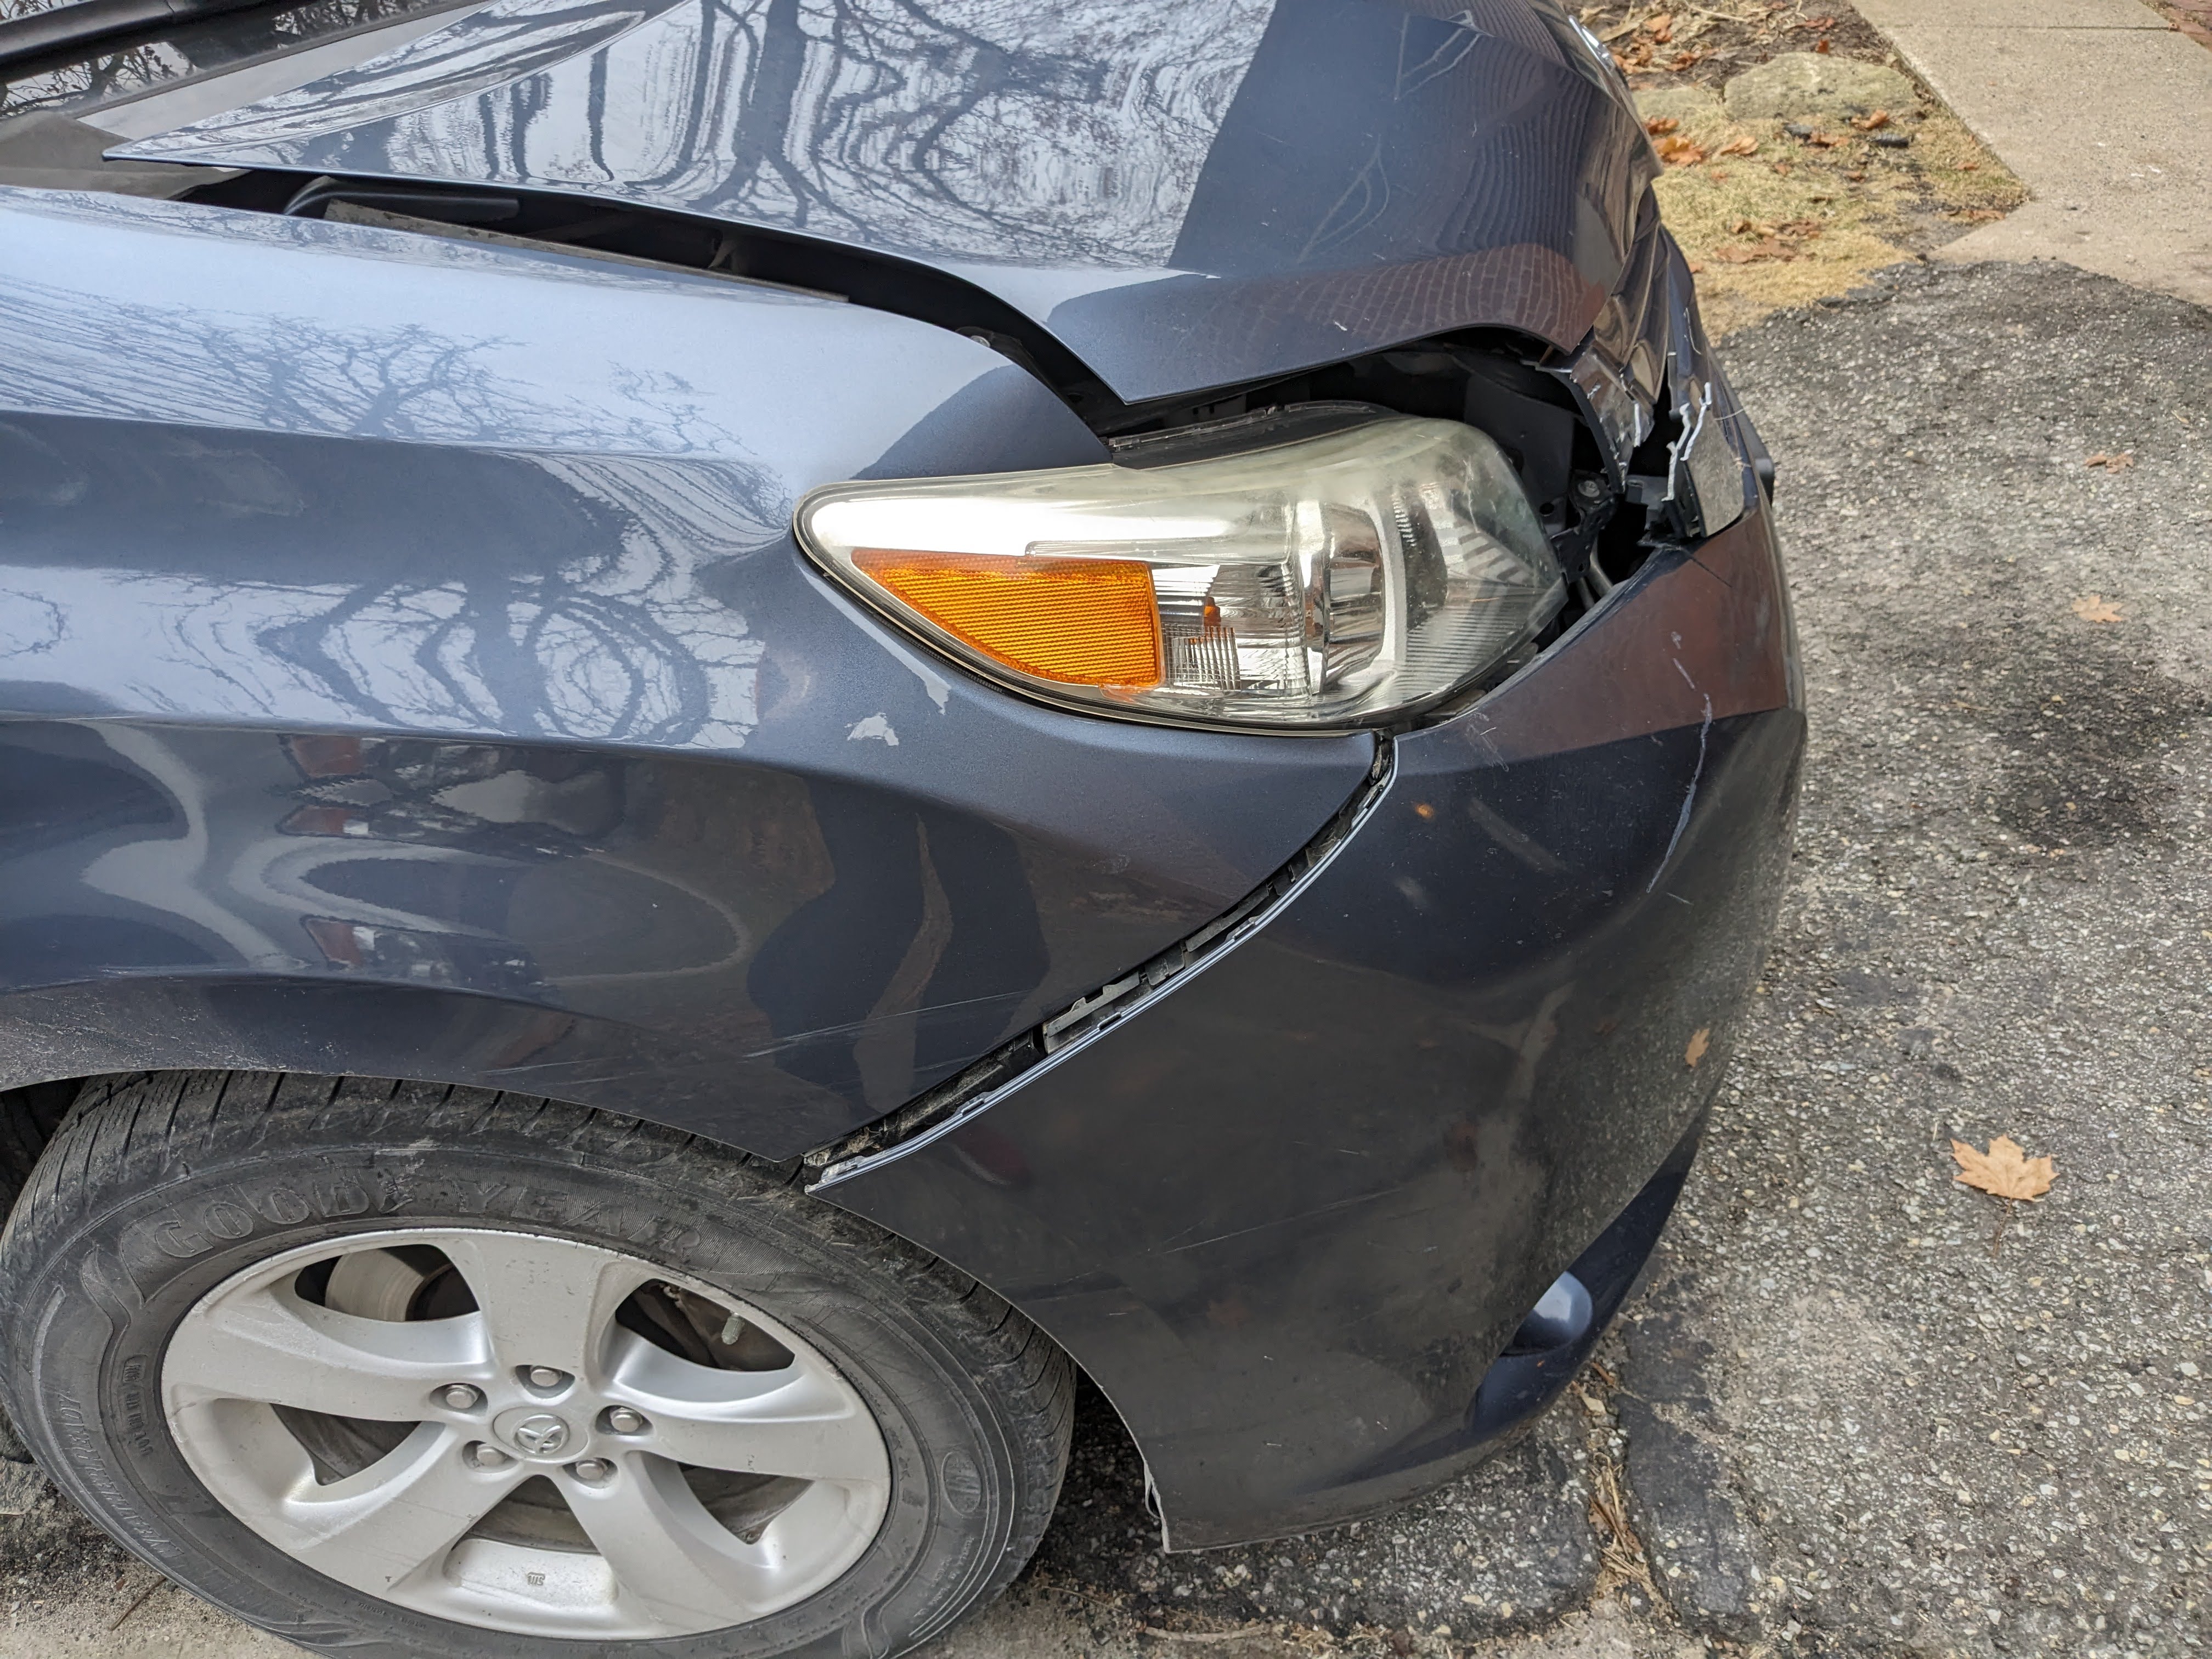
[117,0,1656,403]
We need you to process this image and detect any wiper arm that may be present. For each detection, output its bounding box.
[0,0,301,71]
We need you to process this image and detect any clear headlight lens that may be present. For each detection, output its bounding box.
[797,411,1564,731]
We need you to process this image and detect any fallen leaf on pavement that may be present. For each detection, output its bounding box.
[2070,594,2123,623]
[1685,1027,1710,1068]
[2084,450,2135,472]
[1645,116,1680,136]
[1951,1136,2056,1201]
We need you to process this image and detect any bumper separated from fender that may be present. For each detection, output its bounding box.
[822,499,1804,1549]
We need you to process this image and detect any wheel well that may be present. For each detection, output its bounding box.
[0,1076,80,1214]
[0,1068,1090,1379]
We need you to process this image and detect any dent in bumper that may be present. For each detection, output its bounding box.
[821,501,1805,1548]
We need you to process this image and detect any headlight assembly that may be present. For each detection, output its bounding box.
[797,408,1563,732]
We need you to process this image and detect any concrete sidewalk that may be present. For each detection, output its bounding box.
[1853,0,2212,308]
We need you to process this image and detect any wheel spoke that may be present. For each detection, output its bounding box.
[606,1330,890,1483]
[277,1423,522,1595]
[565,1456,788,1629]
[164,1282,483,1420]
[438,1231,648,1384]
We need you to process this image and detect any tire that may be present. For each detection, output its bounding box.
[0,1071,1074,1658]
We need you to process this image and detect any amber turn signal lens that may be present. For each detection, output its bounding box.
[853,550,1162,687]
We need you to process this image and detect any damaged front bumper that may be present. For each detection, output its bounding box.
[820,493,1805,1549]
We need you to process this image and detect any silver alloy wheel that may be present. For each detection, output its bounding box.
[161,1228,892,1639]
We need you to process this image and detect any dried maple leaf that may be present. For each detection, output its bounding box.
[1654,134,1707,165]
[1667,49,1702,69]
[1684,1027,1711,1068]
[2070,594,2123,623]
[1853,109,1892,131]
[1645,116,1681,136]
[2085,450,2135,472]
[1645,14,1674,43]
[1951,1136,2056,1201]
[1717,134,1759,155]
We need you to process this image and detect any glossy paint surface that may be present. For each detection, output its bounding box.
[117,0,1658,401]
[827,499,1805,1547]
[0,189,1375,1155]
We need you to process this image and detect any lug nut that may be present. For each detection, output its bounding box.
[604,1407,648,1435]
[465,1442,513,1470]
[438,1384,482,1410]
[570,1458,613,1484]
[524,1366,570,1390]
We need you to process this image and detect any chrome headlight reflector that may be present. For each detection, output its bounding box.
[798,413,1563,731]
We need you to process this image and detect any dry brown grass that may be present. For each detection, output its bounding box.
[1641,88,2026,334]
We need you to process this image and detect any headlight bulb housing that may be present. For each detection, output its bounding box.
[797,406,1564,732]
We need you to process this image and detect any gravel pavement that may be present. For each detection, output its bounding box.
[2,259,2207,1658]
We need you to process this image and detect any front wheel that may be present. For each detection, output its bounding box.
[0,1073,1074,1658]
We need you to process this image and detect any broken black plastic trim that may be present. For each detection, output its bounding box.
[805,739,1397,1188]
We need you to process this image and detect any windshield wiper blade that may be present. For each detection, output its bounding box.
[0,0,300,71]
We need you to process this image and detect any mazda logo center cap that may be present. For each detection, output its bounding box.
[498,1410,574,1458]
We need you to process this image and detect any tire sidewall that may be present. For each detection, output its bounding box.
[1,1126,1020,1659]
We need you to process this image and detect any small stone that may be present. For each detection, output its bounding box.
[1725,53,1916,122]
[0,1461,50,1517]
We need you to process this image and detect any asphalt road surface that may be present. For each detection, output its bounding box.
[1,259,2207,1658]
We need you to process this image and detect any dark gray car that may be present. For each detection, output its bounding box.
[0,0,1803,1652]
